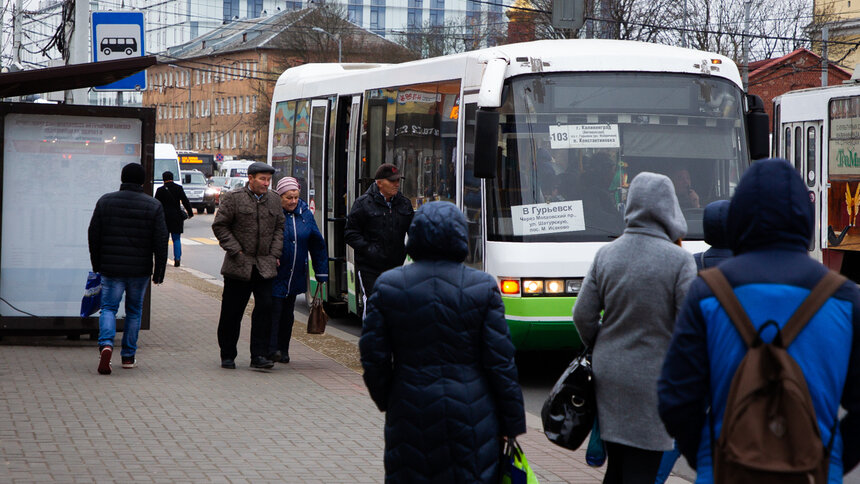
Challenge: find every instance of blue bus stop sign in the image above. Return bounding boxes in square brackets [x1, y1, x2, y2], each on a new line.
[92, 11, 146, 91]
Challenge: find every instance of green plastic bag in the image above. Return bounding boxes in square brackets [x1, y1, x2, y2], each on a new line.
[500, 437, 540, 484]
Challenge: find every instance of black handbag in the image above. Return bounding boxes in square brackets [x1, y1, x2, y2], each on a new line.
[541, 347, 596, 450]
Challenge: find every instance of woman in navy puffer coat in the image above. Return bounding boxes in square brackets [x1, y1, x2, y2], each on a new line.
[359, 201, 526, 484]
[270, 177, 328, 363]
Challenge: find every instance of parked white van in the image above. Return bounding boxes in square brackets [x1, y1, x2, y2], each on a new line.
[154, 143, 182, 195]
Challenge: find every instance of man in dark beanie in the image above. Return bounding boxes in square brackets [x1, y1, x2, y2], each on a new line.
[154, 170, 193, 267]
[88, 162, 168, 375]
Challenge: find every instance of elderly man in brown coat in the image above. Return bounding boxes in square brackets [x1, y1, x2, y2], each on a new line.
[213, 162, 285, 370]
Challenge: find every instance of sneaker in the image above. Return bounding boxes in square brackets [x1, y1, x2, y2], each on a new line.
[122, 356, 136, 369]
[250, 356, 274, 369]
[221, 359, 236, 369]
[97, 346, 112, 375]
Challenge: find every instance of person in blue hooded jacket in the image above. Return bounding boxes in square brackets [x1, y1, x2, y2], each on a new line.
[658, 159, 860, 482]
[359, 201, 526, 483]
[692, 200, 733, 271]
[269, 177, 328, 364]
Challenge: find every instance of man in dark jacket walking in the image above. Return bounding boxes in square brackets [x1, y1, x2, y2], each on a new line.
[88, 162, 168, 375]
[658, 159, 860, 481]
[344, 163, 414, 315]
[154, 171, 193, 267]
[693, 199, 732, 271]
[212, 162, 285, 370]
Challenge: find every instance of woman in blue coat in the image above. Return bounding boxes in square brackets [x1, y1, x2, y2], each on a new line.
[359, 201, 526, 483]
[270, 177, 328, 363]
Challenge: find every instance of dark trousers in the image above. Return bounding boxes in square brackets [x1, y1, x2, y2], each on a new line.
[602, 441, 664, 484]
[270, 294, 297, 356]
[217, 267, 274, 360]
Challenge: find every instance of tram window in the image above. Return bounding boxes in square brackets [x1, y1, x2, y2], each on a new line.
[806, 126, 816, 187]
[784, 127, 791, 159]
[463, 103, 483, 269]
[773, 104, 780, 156]
[794, 126, 802, 173]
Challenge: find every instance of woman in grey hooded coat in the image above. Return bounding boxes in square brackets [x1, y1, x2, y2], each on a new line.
[573, 172, 696, 484]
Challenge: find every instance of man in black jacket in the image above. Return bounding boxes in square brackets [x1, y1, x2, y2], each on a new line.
[345, 163, 414, 316]
[88, 163, 168, 375]
[154, 171, 193, 267]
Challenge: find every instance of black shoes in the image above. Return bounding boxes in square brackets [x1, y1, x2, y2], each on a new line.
[121, 356, 136, 369]
[221, 359, 236, 369]
[250, 356, 274, 369]
[269, 351, 290, 364]
[174, 259, 180, 267]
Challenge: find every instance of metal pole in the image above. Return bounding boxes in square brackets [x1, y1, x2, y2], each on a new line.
[822, 26, 829, 87]
[742, 0, 750, 90]
[338, 37, 342, 63]
[187, 68, 192, 149]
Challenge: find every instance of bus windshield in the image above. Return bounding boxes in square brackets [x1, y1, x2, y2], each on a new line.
[485, 72, 748, 242]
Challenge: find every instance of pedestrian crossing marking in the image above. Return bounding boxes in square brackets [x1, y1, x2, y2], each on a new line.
[168, 237, 218, 246]
[190, 237, 220, 245]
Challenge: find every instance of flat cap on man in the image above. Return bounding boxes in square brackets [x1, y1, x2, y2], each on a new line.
[247, 162, 275, 175]
[374, 163, 403, 181]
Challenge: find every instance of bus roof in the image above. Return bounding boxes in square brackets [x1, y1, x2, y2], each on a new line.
[154, 143, 178, 159]
[273, 39, 742, 101]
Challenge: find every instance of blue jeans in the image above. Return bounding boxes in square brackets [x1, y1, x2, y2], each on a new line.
[171, 233, 181, 261]
[98, 275, 149, 357]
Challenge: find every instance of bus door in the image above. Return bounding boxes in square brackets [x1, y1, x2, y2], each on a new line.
[326, 95, 355, 309]
[782, 121, 823, 256]
[345, 95, 363, 315]
[308, 99, 329, 293]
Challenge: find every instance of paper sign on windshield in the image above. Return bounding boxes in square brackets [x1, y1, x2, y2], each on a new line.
[511, 201, 586, 235]
[549, 124, 620, 149]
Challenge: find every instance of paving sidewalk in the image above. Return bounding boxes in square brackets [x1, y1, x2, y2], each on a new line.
[0, 267, 687, 483]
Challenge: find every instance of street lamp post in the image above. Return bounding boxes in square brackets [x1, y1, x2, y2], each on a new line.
[312, 27, 342, 63]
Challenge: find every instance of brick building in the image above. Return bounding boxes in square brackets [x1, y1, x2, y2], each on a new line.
[747, 48, 851, 132]
[144, 7, 415, 161]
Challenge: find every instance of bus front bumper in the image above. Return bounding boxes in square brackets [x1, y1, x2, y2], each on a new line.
[502, 296, 582, 351]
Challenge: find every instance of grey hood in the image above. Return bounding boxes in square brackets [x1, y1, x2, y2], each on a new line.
[623, 172, 687, 242]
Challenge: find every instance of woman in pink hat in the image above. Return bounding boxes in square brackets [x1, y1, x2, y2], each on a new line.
[269, 177, 328, 363]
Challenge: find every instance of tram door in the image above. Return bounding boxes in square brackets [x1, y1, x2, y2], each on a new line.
[308, 99, 330, 300]
[782, 121, 822, 256]
[325, 95, 356, 310]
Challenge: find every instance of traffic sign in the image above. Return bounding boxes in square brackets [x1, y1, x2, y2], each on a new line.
[92, 11, 146, 91]
[215, 153, 224, 162]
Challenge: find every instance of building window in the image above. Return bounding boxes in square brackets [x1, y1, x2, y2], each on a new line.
[223, 0, 239, 23]
[253, 95, 257, 112]
[348, 0, 363, 25]
[408, 0, 422, 30]
[430, 0, 444, 26]
[370, 0, 385, 35]
[248, 0, 264, 17]
[286, 0, 302, 10]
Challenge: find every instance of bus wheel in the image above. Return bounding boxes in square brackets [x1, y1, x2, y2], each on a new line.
[102, 48, 111, 56]
[125, 48, 133, 55]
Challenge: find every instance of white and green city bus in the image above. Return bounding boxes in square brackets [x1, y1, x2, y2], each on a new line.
[266, 39, 768, 351]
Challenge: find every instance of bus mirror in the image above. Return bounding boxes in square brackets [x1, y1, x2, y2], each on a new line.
[474, 109, 499, 178]
[746, 94, 770, 160]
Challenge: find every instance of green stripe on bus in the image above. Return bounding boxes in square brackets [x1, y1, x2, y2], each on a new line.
[501, 296, 577, 318]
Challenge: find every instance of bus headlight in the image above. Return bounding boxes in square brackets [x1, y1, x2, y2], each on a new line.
[545, 279, 565, 294]
[522, 279, 544, 295]
[500, 279, 520, 295]
[565, 278, 583, 295]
